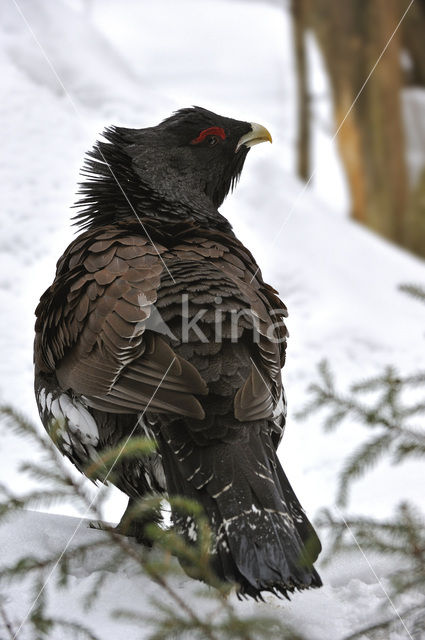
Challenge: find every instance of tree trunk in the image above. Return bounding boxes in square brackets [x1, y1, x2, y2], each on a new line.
[307, 0, 408, 244]
[292, 0, 310, 181]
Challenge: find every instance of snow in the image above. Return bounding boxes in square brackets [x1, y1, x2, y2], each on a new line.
[0, 0, 424, 637]
[0, 510, 416, 640]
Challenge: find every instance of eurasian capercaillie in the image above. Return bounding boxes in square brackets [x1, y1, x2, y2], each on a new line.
[34, 106, 322, 598]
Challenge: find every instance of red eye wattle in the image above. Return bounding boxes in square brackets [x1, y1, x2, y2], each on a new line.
[190, 126, 226, 145]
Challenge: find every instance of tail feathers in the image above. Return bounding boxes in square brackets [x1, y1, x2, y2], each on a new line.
[274, 463, 322, 563]
[209, 429, 322, 597]
[159, 422, 322, 598]
[213, 508, 322, 597]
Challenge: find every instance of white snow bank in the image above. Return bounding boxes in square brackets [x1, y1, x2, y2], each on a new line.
[0, 510, 415, 640]
[0, 0, 171, 120]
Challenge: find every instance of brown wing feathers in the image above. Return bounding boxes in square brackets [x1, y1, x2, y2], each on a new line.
[35, 224, 285, 424]
[35, 226, 209, 419]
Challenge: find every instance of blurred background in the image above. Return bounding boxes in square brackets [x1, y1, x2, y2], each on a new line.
[0, 0, 424, 524]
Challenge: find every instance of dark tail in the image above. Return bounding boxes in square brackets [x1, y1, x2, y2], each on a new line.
[159, 419, 322, 599]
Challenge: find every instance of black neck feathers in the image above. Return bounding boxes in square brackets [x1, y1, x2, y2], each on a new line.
[72, 127, 232, 234]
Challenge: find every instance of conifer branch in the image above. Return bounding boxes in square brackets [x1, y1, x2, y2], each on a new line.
[299, 283, 425, 639]
[0, 405, 296, 640]
[296, 359, 425, 503]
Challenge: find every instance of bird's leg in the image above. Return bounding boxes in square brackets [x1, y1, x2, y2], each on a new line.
[115, 497, 163, 547]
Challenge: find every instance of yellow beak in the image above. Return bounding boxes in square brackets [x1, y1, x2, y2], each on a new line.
[235, 122, 272, 153]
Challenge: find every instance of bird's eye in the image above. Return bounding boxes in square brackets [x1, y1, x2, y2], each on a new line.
[190, 126, 226, 146]
[207, 135, 219, 147]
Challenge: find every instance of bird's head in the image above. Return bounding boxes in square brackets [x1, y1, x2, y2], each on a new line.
[75, 106, 272, 229]
[137, 106, 272, 209]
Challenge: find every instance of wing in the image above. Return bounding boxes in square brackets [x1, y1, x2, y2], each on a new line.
[215, 234, 288, 440]
[34, 227, 207, 419]
[152, 229, 288, 440]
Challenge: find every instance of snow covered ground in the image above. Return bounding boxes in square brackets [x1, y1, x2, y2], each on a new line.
[0, 0, 424, 637]
[0, 509, 416, 640]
